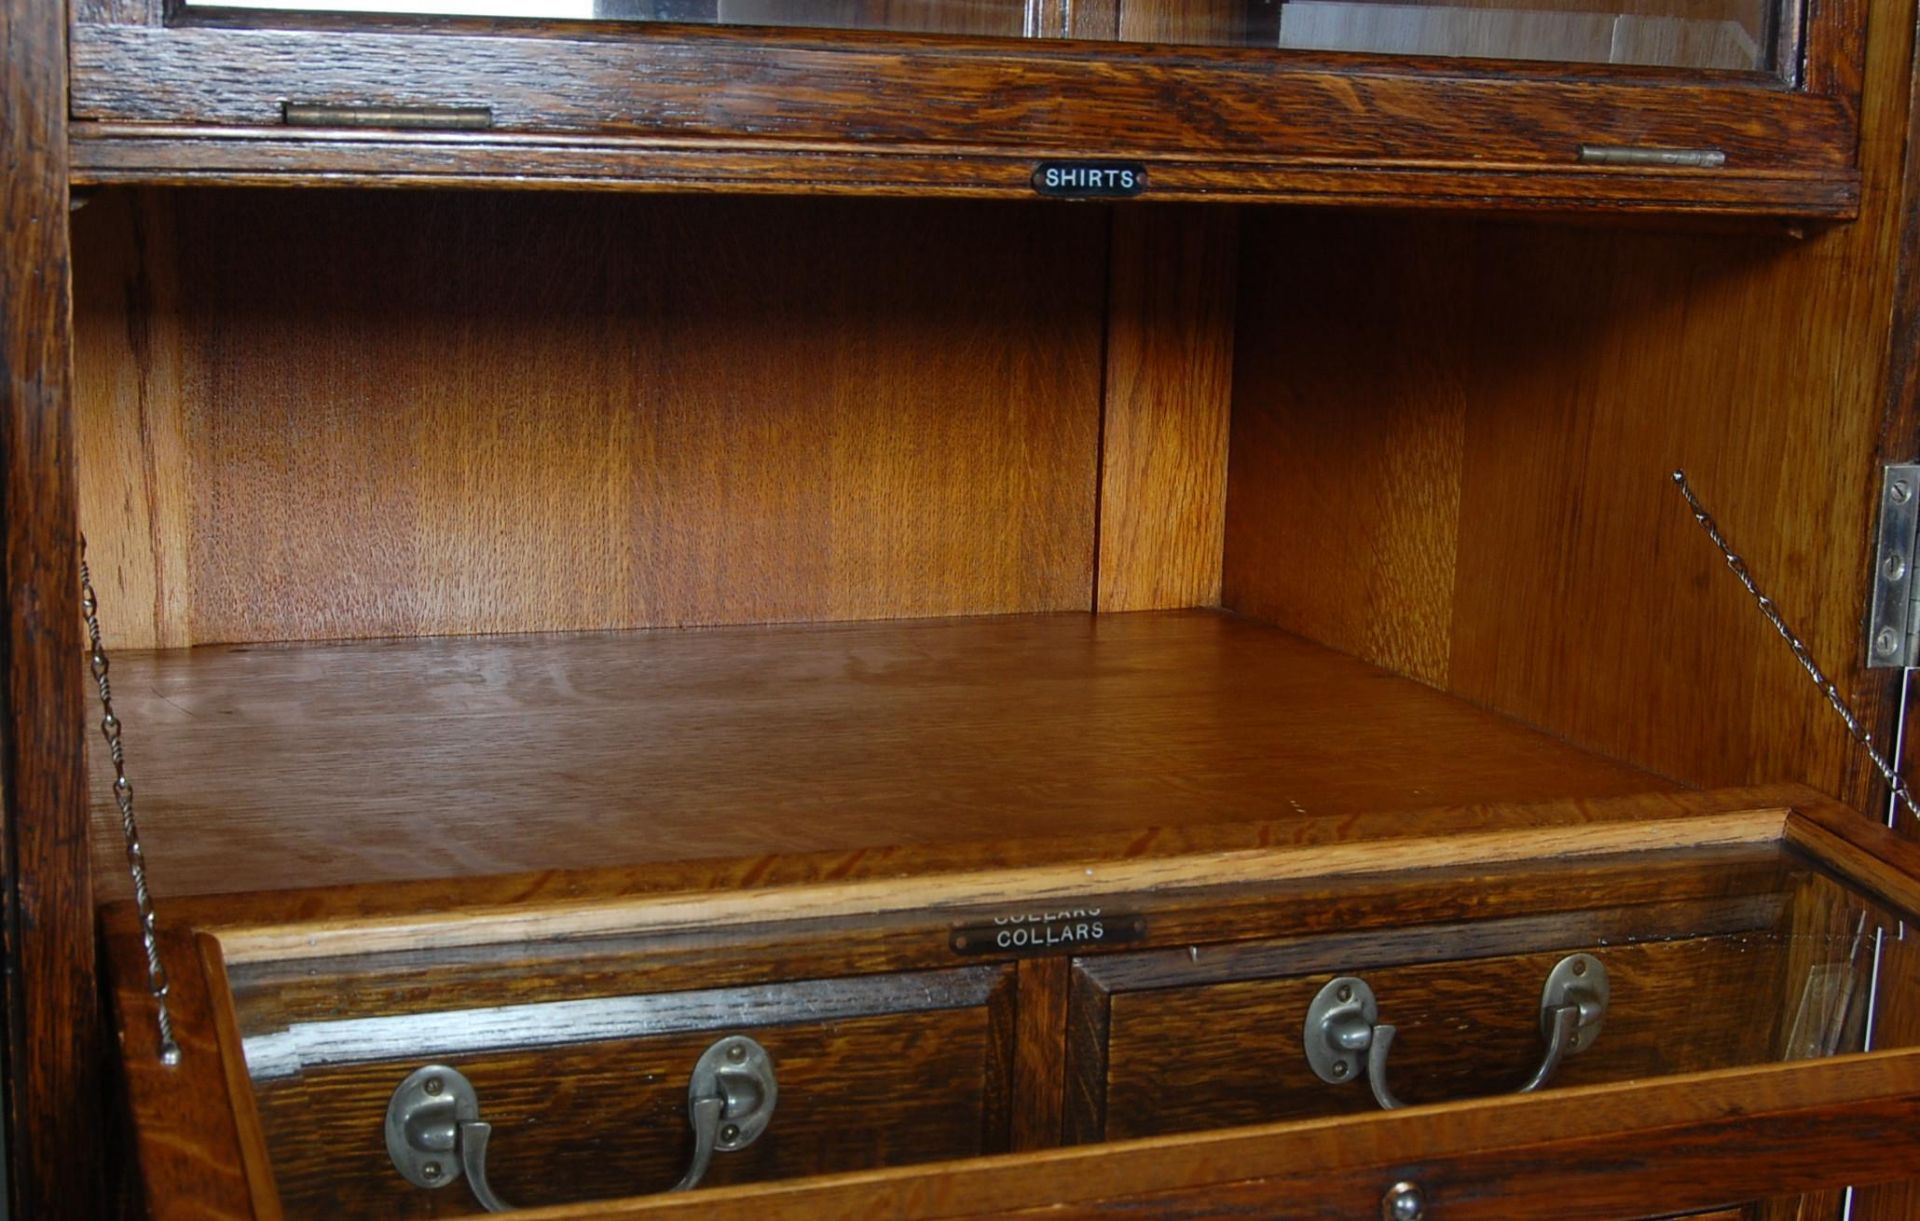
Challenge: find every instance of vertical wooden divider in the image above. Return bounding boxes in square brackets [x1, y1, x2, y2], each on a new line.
[1096, 206, 1238, 613]
[1011, 957, 1072, 1150]
[1, 0, 101, 1214]
[73, 190, 194, 649]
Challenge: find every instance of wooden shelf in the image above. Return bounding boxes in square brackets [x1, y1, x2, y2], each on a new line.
[88, 610, 1674, 902]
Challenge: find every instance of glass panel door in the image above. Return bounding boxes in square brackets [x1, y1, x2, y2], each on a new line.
[183, 0, 1788, 72]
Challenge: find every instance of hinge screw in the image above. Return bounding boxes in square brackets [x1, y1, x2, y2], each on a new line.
[1877, 627, 1903, 657]
[1893, 480, 1912, 504]
[1887, 553, 1910, 582]
[1384, 1181, 1427, 1221]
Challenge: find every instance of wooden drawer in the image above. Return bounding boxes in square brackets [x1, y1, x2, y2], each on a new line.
[245, 968, 1014, 1215]
[107, 789, 1920, 1218]
[1078, 936, 1779, 1141]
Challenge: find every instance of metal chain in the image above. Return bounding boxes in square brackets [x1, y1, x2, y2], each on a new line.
[1673, 470, 1920, 826]
[79, 538, 180, 1066]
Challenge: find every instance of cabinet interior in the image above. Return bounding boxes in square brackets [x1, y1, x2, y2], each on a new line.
[69, 187, 1894, 902]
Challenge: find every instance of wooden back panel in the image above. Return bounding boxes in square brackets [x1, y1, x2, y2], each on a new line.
[1223, 209, 1900, 800]
[73, 189, 1108, 647]
[1221, 0, 1919, 815]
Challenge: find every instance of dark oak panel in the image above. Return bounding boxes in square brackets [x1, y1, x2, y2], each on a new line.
[0, 0, 101, 1215]
[396, 1053, 1920, 1217]
[254, 979, 1014, 1217]
[98, 789, 1918, 1218]
[62, 7, 1864, 215]
[1099, 936, 1784, 1139]
[66, 128, 1861, 217]
[67, 24, 1847, 166]
[212, 844, 1800, 1042]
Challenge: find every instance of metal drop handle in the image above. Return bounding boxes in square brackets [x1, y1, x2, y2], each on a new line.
[1305, 954, 1609, 1111]
[387, 1036, 776, 1211]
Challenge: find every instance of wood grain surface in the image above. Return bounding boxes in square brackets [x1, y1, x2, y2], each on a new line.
[72, 189, 1104, 647]
[198, 935, 287, 1221]
[256, 988, 1013, 1217]
[99, 797, 1900, 1220]
[1010, 957, 1069, 1150]
[0, 0, 103, 1215]
[211, 841, 1798, 1042]
[1220, 0, 1914, 816]
[1095, 207, 1235, 613]
[105, 918, 261, 1221]
[440, 1051, 1920, 1217]
[1099, 936, 1783, 1138]
[115, 785, 1794, 939]
[1785, 795, 1920, 918]
[83, 611, 1676, 899]
[64, 128, 1862, 217]
[1063, 892, 1793, 1141]
[67, 18, 1851, 162]
[60, 15, 1865, 217]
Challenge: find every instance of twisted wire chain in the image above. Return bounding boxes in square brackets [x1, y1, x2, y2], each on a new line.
[1673, 470, 1919, 826]
[79, 538, 180, 1066]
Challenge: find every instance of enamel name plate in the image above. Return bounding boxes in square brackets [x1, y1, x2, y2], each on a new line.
[1031, 161, 1150, 199]
[949, 907, 1148, 956]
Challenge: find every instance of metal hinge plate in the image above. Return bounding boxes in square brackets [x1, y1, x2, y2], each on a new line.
[1868, 463, 1920, 667]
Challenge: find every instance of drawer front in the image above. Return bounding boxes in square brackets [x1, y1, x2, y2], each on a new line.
[250, 966, 1014, 1216]
[1074, 934, 1780, 1142]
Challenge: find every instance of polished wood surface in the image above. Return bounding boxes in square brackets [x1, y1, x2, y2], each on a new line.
[1784, 795, 1920, 918]
[1010, 958, 1070, 1150]
[210, 833, 1797, 1067]
[83, 611, 1674, 899]
[62, 13, 1862, 216]
[462, 1052, 1920, 1217]
[1095, 208, 1235, 613]
[64, 130, 1863, 217]
[208, 829, 1800, 1045]
[1067, 893, 1788, 1140]
[1222, 0, 1916, 814]
[126, 785, 1792, 938]
[72, 190, 1104, 648]
[0, 0, 102, 1214]
[98, 784, 1908, 1218]
[1100, 935, 1778, 1137]
[199, 935, 286, 1221]
[105, 918, 260, 1221]
[209, 810, 1784, 967]
[257, 976, 1016, 1216]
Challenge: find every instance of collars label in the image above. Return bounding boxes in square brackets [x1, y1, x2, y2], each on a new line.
[950, 907, 1147, 955]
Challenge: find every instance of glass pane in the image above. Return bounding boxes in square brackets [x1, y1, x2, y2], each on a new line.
[184, 0, 1782, 72]
[1269, 0, 1773, 72]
